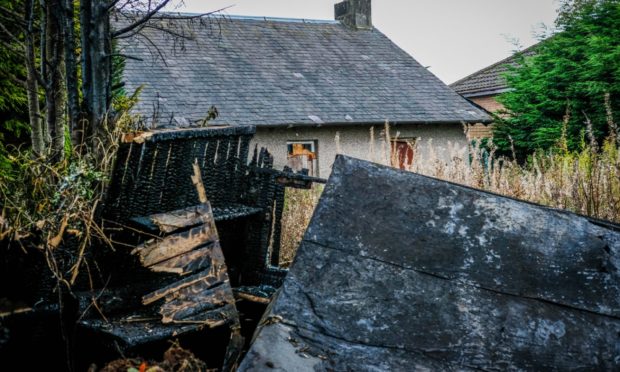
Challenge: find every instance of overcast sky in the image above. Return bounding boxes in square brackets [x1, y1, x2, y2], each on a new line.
[165, 0, 560, 84]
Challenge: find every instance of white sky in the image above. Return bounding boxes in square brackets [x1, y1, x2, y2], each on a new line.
[165, 0, 560, 84]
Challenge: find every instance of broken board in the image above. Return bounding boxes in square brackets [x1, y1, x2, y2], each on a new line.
[239, 155, 620, 371]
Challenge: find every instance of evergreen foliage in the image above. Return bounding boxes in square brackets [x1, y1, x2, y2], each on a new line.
[494, 0, 620, 157]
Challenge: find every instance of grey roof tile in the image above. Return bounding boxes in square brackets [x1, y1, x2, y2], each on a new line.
[117, 15, 490, 127]
[450, 43, 540, 98]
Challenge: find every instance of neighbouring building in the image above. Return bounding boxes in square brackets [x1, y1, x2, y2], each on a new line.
[450, 43, 539, 139]
[117, 0, 490, 177]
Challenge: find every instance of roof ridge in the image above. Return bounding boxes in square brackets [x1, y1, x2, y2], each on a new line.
[157, 11, 340, 24]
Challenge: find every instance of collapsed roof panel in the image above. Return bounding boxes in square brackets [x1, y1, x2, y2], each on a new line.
[239, 156, 620, 371]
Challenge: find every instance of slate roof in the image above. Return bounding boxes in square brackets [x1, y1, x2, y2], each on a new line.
[117, 14, 490, 127]
[450, 43, 539, 98]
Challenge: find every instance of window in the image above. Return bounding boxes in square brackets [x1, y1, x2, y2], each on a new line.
[391, 139, 416, 170]
[287, 141, 318, 176]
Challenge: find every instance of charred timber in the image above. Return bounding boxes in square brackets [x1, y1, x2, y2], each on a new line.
[240, 156, 620, 371]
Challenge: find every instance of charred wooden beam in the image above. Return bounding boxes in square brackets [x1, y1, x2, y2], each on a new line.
[147, 244, 219, 276]
[122, 126, 255, 144]
[131, 223, 218, 268]
[142, 267, 229, 306]
[251, 166, 327, 189]
[130, 204, 214, 234]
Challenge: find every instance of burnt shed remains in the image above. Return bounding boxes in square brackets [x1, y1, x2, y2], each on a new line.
[76, 126, 324, 368]
[240, 156, 620, 371]
[103, 126, 322, 286]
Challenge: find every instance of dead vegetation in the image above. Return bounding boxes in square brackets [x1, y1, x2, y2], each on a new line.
[0, 145, 114, 285]
[0, 90, 148, 289]
[408, 129, 620, 223]
[279, 186, 323, 267]
[280, 113, 620, 260]
[385, 114, 620, 224]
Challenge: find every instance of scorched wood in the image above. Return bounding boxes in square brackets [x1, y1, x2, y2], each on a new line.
[239, 156, 620, 371]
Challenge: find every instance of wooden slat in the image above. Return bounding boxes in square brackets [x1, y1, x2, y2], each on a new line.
[172, 303, 239, 327]
[131, 223, 218, 267]
[142, 264, 228, 305]
[160, 285, 235, 323]
[132, 204, 214, 234]
[233, 291, 272, 304]
[147, 243, 223, 275]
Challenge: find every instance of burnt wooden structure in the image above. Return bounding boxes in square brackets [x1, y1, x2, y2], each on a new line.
[240, 156, 620, 371]
[74, 126, 324, 368]
[103, 126, 323, 287]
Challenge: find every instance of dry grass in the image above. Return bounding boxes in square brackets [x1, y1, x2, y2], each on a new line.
[407, 133, 620, 224]
[280, 119, 620, 263]
[356, 120, 620, 223]
[279, 185, 323, 267]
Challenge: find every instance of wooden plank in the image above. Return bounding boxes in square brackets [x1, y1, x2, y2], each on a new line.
[160, 285, 235, 323]
[173, 303, 239, 327]
[131, 204, 213, 234]
[192, 161, 208, 204]
[131, 223, 218, 267]
[233, 291, 271, 305]
[162, 274, 228, 303]
[147, 243, 223, 275]
[142, 265, 228, 305]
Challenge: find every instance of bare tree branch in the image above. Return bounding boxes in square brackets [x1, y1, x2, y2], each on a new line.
[106, 0, 126, 12]
[106, 52, 143, 61]
[135, 31, 168, 66]
[113, 0, 135, 13]
[111, 0, 172, 38]
[142, 23, 194, 40]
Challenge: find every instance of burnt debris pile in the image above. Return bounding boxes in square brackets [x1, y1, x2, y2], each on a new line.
[0, 126, 325, 371]
[2, 130, 619, 370]
[82, 126, 325, 369]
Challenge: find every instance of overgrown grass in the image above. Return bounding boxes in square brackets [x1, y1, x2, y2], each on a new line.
[409, 131, 620, 223]
[279, 185, 323, 267]
[280, 120, 620, 263]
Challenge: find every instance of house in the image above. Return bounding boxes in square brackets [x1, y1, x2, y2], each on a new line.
[117, 0, 490, 177]
[450, 43, 539, 138]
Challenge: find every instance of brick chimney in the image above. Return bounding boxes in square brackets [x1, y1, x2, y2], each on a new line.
[335, 0, 372, 30]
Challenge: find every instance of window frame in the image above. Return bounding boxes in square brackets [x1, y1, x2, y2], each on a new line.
[286, 140, 319, 177]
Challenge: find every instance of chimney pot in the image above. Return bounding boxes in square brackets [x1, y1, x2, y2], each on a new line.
[335, 0, 372, 30]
